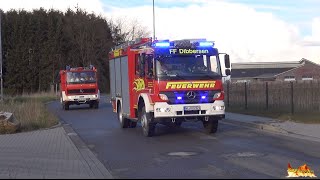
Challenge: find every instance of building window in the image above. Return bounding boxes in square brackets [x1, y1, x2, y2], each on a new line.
[284, 76, 296, 81]
[302, 75, 313, 81]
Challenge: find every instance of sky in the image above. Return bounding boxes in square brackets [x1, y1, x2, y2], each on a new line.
[0, 0, 319, 63]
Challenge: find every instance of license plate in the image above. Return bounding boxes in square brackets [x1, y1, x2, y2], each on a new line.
[184, 106, 201, 111]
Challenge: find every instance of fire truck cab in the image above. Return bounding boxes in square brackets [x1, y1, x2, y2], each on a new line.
[59, 65, 100, 110]
[108, 38, 231, 137]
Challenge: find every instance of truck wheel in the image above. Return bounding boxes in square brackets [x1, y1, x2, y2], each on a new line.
[117, 104, 129, 128]
[93, 101, 99, 109]
[140, 106, 155, 137]
[63, 102, 69, 110]
[89, 103, 94, 108]
[203, 117, 218, 134]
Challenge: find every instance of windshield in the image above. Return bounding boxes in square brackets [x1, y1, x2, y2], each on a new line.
[67, 71, 97, 84]
[156, 55, 221, 80]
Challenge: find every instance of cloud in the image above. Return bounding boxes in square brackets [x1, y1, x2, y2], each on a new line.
[105, 1, 319, 63]
[303, 17, 320, 46]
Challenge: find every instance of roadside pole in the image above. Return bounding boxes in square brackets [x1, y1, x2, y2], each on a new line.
[0, 11, 3, 103]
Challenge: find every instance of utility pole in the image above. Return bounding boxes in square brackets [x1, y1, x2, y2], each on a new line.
[153, 0, 156, 41]
[0, 11, 3, 102]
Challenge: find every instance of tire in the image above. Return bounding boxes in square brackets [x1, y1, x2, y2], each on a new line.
[139, 106, 155, 137]
[118, 103, 129, 128]
[203, 117, 218, 134]
[63, 102, 69, 110]
[94, 101, 99, 109]
[61, 96, 65, 110]
[89, 103, 94, 108]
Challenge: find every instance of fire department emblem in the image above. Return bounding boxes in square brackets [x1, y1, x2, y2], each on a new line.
[133, 78, 145, 92]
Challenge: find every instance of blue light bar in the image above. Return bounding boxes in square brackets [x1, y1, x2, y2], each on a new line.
[177, 96, 182, 100]
[155, 42, 170, 47]
[201, 96, 206, 99]
[199, 42, 214, 47]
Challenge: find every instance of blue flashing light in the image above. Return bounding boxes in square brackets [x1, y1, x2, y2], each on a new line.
[177, 96, 182, 100]
[155, 42, 170, 47]
[199, 42, 214, 47]
[201, 96, 206, 100]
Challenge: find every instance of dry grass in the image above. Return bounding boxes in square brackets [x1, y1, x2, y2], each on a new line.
[226, 107, 320, 124]
[0, 92, 59, 132]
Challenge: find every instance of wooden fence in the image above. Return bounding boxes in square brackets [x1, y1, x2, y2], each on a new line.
[224, 80, 320, 113]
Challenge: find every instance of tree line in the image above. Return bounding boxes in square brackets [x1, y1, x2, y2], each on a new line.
[0, 8, 150, 94]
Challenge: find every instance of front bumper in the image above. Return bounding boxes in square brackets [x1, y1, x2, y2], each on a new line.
[65, 94, 99, 104]
[153, 100, 225, 118]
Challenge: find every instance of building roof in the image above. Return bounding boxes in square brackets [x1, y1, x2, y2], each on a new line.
[232, 60, 303, 69]
[253, 73, 279, 79]
[231, 68, 292, 78]
[231, 59, 318, 79]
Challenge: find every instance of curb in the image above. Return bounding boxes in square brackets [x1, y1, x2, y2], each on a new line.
[61, 123, 113, 179]
[223, 118, 320, 143]
[47, 121, 62, 129]
[222, 118, 289, 134]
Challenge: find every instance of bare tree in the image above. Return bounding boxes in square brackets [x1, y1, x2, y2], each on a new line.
[108, 16, 151, 45]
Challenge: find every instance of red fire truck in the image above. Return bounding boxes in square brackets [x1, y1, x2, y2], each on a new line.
[59, 65, 100, 110]
[108, 38, 231, 137]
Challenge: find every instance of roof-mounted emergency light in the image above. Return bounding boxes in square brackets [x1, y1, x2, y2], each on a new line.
[199, 41, 214, 47]
[155, 42, 171, 47]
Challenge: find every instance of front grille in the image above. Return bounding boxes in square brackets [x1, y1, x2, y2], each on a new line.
[67, 88, 96, 94]
[161, 90, 220, 105]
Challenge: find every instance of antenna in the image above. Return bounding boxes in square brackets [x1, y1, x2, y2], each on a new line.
[153, 0, 156, 41]
[0, 11, 3, 102]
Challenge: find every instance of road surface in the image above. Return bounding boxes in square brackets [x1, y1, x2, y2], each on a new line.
[47, 96, 320, 179]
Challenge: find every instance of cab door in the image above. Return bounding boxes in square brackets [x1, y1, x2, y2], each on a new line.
[144, 54, 154, 94]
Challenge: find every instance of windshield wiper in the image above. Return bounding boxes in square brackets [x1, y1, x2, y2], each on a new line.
[165, 73, 185, 80]
[161, 73, 185, 79]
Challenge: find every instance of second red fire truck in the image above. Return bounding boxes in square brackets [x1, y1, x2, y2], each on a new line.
[109, 38, 231, 137]
[59, 65, 100, 110]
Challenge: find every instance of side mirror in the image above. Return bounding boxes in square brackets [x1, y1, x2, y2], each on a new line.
[225, 69, 231, 76]
[225, 54, 230, 68]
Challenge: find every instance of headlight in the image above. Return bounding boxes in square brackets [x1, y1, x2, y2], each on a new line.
[159, 94, 169, 101]
[156, 108, 171, 112]
[213, 92, 222, 99]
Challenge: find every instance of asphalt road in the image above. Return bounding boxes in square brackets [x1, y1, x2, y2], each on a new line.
[48, 96, 320, 179]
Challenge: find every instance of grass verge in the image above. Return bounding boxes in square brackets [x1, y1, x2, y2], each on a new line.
[226, 107, 320, 124]
[0, 92, 59, 133]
